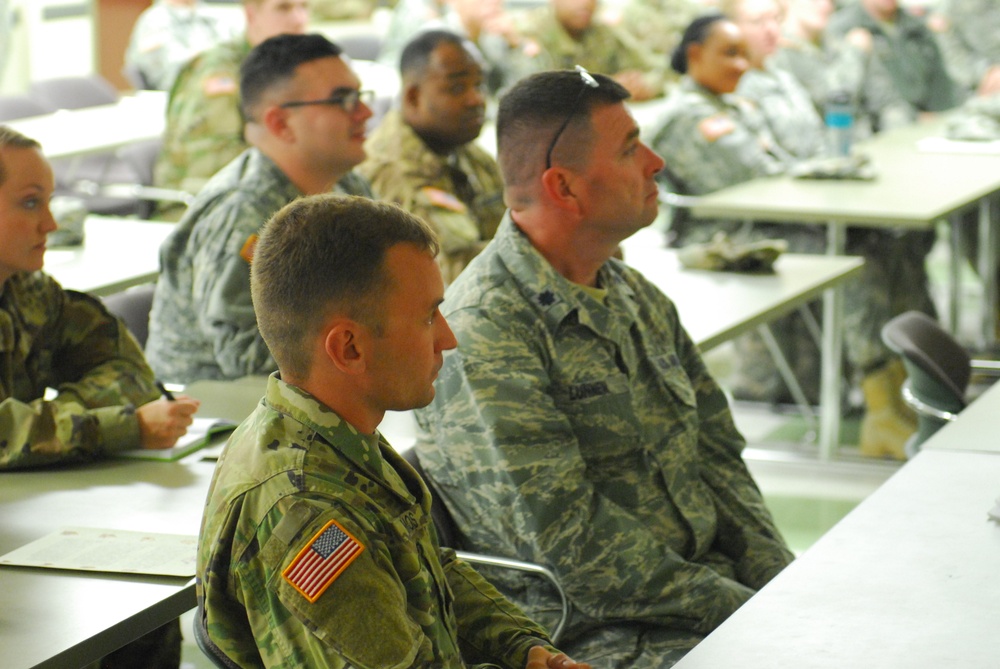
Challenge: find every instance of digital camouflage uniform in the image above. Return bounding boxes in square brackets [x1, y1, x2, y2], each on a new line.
[0, 272, 159, 470]
[124, 0, 236, 91]
[311, 0, 381, 21]
[737, 63, 825, 160]
[145, 148, 372, 384]
[358, 109, 505, 284]
[771, 32, 867, 114]
[616, 0, 704, 61]
[826, 3, 957, 134]
[197, 373, 558, 668]
[414, 215, 794, 668]
[935, 0, 1000, 98]
[153, 37, 250, 218]
[513, 6, 666, 95]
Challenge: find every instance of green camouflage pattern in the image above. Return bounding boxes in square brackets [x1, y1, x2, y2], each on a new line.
[146, 148, 372, 384]
[124, 1, 235, 91]
[826, 4, 957, 133]
[616, 0, 704, 59]
[936, 0, 1000, 97]
[513, 6, 666, 94]
[358, 109, 505, 284]
[414, 215, 794, 667]
[153, 37, 251, 215]
[311, 0, 381, 21]
[197, 373, 556, 668]
[0, 272, 158, 469]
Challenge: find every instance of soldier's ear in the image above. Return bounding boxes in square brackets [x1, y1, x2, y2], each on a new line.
[261, 104, 294, 142]
[324, 318, 369, 375]
[402, 82, 421, 112]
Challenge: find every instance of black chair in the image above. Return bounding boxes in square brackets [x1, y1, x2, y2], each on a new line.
[401, 448, 569, 643]
[881, 310, 1000, 455]
[102, 283, 156, 349]
[192, 606, 241, 669]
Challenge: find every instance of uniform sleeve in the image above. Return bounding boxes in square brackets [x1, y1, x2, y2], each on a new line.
[0, 284, 158, 469]
[154, 49, 246, 195]
[418, 303, 760, 634]
[190, 203, 275, 379]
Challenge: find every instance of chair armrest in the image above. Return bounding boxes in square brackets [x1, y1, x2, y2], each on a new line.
[455, 550, 570, 644]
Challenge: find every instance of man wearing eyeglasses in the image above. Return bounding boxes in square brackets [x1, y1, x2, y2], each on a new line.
[359, 30, 505, 285]
[414, 70, 794, 667]
[146, 33, 374, 384]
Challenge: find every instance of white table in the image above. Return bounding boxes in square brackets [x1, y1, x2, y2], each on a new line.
[44, 216, 173, 297]
[622, 227, 864, 457]
[923, 379, 1000, 455]
[670, 446, 1000, 669]
[0, 458, 215, 669]
[6, 91, 167, 161]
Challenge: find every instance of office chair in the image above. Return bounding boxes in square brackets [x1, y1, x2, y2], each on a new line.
[192, 607, 241, 669]
[401, 448, 570, 643]
[336, 32, 384, 62]
[28, 74, 119, 110]
[881, 310, 1000, 456]
[102, 283, 156, 350]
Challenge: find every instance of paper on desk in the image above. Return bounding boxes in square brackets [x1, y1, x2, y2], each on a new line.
[917, 136, 1000, 154]
[116, 417, 236, 461]
[0, 527, 197, 577]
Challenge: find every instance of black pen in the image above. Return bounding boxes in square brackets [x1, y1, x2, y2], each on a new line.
[156, 380, 176, 401]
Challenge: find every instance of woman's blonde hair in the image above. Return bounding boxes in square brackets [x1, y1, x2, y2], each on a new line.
[0, 125, 41, 186]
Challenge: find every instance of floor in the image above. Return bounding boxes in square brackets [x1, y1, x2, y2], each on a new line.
[180, 222, 985, 667]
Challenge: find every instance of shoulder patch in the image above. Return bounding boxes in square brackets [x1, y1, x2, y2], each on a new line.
[283, 519, 365, 603]
[240, 234, 258, 264]
[203, 74, 237, 96]
[421, 187, 468, 213]
[698, 114, 736, 143]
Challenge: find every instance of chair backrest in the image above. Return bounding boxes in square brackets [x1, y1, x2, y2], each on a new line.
[29, 75, 119, 110]
[881, 311, 970, 411]
[337, 32, 384, 62]
[401, 448, 460, 548]
[0, 94, 52, 122]
[102, 283, 156, 349]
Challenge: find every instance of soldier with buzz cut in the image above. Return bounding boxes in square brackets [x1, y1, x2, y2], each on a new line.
[414, 69, 794, 669]
[196, 194, 592, 669]
[152, 0, 308, 219]
[358, 30, 504, 285]
[146, 33, 374, 384]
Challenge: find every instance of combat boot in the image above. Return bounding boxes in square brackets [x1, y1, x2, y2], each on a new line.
[859, 361, 914, 460]
[884, 358, 918, 430]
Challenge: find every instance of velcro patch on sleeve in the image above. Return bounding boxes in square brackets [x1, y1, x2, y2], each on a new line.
[421, 187, 468, 213]
[698, 114, 736, 143]
[282, 519, 365, 603]
[240, 234, 258, 264]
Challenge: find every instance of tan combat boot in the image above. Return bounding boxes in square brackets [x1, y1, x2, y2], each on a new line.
[885, 358, 918, 431]
[859, 361, 915, 460]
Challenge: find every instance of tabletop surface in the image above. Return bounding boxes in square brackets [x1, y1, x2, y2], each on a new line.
[922, 378, 1000, 454]
[44, 216, 173, 297]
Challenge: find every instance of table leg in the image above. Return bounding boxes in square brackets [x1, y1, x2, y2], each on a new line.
[820, 222, 847, 460]
[948, 213, 964, 334]
[978, 196, 997, 349]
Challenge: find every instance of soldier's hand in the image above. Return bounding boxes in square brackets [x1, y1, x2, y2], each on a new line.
[137, 396, 200, 449]
[525, 645, 592, 669]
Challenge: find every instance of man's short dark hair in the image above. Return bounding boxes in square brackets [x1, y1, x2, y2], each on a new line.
[399, 29, 467, 79]
[240, 33, 344, 120]
[251, 195, 439, 379]
[496, 70, 629, 190]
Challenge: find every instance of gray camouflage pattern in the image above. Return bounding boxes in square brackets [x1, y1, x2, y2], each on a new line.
[936, 0, 1000, 97]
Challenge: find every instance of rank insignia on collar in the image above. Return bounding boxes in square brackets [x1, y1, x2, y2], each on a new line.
[536, 290, 557, 307]
[283, 519, 364, 603]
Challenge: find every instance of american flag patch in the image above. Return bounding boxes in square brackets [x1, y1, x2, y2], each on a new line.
[282, 520, 364, 602]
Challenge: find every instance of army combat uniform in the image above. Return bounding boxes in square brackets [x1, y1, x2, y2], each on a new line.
[153, 37, 250, 217]
[936, 0, 1000, 99]
[124, 0, 235, 91]
[414, 215, 794, 668]
[145, 148, 372, 384]
[0, 272, 159, 470]
[358, 109, 505, 284]
[197, 373, 558, 668]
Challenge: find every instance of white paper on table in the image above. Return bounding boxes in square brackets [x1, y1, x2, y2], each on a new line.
[917, 136, 1000, 155]
[0, 527, 197, 577]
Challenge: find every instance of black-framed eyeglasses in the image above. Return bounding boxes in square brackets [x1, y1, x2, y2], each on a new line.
[544, 66, 600, 170]
[279, 88, 375, 114]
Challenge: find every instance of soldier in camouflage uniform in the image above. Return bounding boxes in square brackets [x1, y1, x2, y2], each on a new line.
[934, 0, 1000, 99]
[146, 34, 373, 384]
[152, 0, 308, 218]
[414, 70, 794, 668]
[826, 0, 957, 134]
[359, 31, 504, 285]
[513, 0, 667, 101]
[124, 0, 237, 91]
[0, 127, 199, 668]
[616, 0, 704, 63]
[198, 193, 591, 669]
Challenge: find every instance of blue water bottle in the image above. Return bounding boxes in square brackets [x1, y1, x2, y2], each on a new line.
[824, 90, 854, 158]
